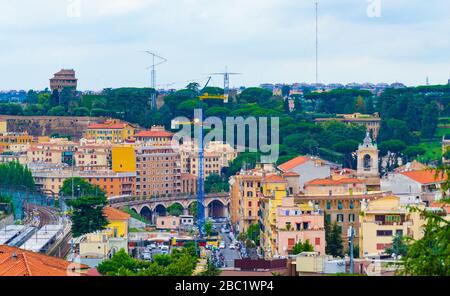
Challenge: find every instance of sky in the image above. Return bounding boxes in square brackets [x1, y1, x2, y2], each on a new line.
[0, 0, 450, 90]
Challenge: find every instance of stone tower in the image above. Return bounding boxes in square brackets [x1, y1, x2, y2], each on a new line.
[357, 132, 379, 179]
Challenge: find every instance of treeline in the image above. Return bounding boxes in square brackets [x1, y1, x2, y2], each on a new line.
[0, 162, 35, 190]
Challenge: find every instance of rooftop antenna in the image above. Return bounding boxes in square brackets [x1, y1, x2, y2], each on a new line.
[315, 1, 319, 84]
[143, 51, 167, 110]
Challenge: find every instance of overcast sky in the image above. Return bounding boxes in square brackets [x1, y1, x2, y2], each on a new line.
[1, 0, 450, 90]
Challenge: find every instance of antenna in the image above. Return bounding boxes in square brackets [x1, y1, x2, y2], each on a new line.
[209, 66, 242, 102]
[143, 51, 167, 110]
[315, 1, 319, 84]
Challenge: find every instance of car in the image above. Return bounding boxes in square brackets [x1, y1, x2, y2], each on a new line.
[142, 252, 152, 260]
[229, 243, 236, 250]
[161, 250, 169, 255]
[161, 245, 169, 251]
[219, 242, 226, 249]
[148, 243, 157, 250]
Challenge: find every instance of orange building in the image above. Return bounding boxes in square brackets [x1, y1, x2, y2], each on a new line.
[85, 172, 136, 198]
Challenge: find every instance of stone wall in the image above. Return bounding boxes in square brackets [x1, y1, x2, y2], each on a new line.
[0, 115, 105, 140]
[0, 214, 14, 229]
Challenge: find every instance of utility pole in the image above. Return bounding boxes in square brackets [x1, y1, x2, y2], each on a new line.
[348, 225, 355, 274]
[315, 1, 319, 85]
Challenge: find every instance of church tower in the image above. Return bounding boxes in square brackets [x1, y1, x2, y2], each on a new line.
[357, 132, 379, 181]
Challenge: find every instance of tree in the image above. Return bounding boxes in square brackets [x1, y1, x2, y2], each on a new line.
[205, 174, 228, 193]
[167, 203, 184, 217]
[293, 96, 302, 113]
[292, 239, 314, 255]
[403, 146, 426, 160]
[325, 222, 344, 257]
[204, 221, 213, 237]
[199, 261, 222, 276]
[50, 89, 60, 106]
[48, 106, 66, 116]
[385, 234, 409, 257]
[66, 194, 109, 238]
[59, 178, 103, 197]
[0, 162, 35, 190]
[421, 103, 439, 138]
[247, 223, 260, 246]
[355, 96, 366, 113]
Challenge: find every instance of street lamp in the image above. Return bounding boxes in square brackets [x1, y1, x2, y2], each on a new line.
[347, 225, 355, 274]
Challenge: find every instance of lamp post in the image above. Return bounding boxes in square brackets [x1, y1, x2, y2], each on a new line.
[347, 225, 355, 274]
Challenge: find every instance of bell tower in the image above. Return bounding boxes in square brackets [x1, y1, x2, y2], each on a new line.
[357, 132, 379, 179]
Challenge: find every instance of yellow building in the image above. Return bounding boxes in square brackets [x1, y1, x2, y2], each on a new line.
[103, 207, 130, 238]
[0, 120, 7, 134]
[359, 195, 425, 258]
[85, 119, 135, 144]
[112, 145, 136, 173]
[259, 175, 288, 256]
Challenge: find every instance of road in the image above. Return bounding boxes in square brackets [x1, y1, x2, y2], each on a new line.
[214, 221, 241, 268]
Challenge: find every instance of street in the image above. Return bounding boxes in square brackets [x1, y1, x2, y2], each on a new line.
[213, 221, 241, 268]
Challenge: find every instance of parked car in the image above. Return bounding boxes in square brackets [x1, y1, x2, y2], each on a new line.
[148, 243, 157, 250]
[229, 243, 236, 250]
[219, 241, 226, 249]
[142, 252, 152, 260]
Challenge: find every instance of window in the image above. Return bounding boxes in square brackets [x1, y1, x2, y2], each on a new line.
[326, 201, 331, 210]
[349, 201, 354, 209]
[349, 214, 355, 222]
[376, 230, 393, 237]
[315, 237, 321, 246]
[325, 214, 331, 223]
[337, 214, 344, 222]
[338, 201, 343, 210]
[396, 230, 403, 236]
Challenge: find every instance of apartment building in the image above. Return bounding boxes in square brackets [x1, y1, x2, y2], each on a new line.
[260, 196, 325, 258]
[134, 126, 173, 146]
[178, 141, 237, 177]
[84, 119, 135, 144]
[50, 69, 78, 92]
[359, 195, 425, 258]
[135, 146, 182, 197]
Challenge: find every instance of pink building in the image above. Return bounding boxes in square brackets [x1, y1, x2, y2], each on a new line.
[275, 198, 325, 256]
[156, 216, 180, 230]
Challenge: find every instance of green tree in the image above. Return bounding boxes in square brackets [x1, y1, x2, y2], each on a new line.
[0, 162, 35, 190]
[66, 194, 109, 238]
[205, 174, 228, 193]
[247, 223, 260, 246]
[204, 221, 213, 237]
[167, 203, 184, 217]
[355, 96, 366, 113]
[199, 261, 222, 276]
[325, 222, 344, 257]
[59, 178, 103, 197]
[292, 239, 314, 255]
[421, 103, 439, 138]
[385, 234, 409, 257]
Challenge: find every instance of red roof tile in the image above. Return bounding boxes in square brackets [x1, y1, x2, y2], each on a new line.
[104, 207, 131, 221]
[135, 130, 173, 138]
[0, 245, 88, 276]
[400, 170, 447, 184]
[262, 175, 286, 183]
[306, 178, 363, 186]
[278, 156, 310, 171]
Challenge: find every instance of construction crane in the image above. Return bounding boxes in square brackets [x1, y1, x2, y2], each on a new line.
[209, 66, 241, 103]
[143, 51, 167, 110]
[171, 77, 227, 237]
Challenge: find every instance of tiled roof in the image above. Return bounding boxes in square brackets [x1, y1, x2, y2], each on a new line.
[0, 245, 88, 276]
[135, 130, 173, 138]
[103, 207, 131, 221]
[278, 156, 310, 171]
[306, 178, 363, 186]
[87, 123, 128, 130]
[282, 172, 300, 177]
[262, 175, 286, 183]
[400, 170, 447, 185]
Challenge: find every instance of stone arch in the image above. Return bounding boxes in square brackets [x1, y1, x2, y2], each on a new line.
[139, 206, 153, 222]
[363, 154, 372, 171]
[207, 199, 227, 218]
[154, 204, 167, 217]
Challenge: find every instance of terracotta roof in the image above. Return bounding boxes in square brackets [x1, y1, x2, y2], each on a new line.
[395, 161, 427, 173]
[282, 172, 300, 177]
[400, 170, 447, 185]
[87, 123, 128, 130]
[278, 156, 310, 171]
[0, 245, 88, 276]
[306, 178, 363, 186]
[262, 175, 286, 183]
[135, 130, 173, 138]
[103, 207, 131, 221]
